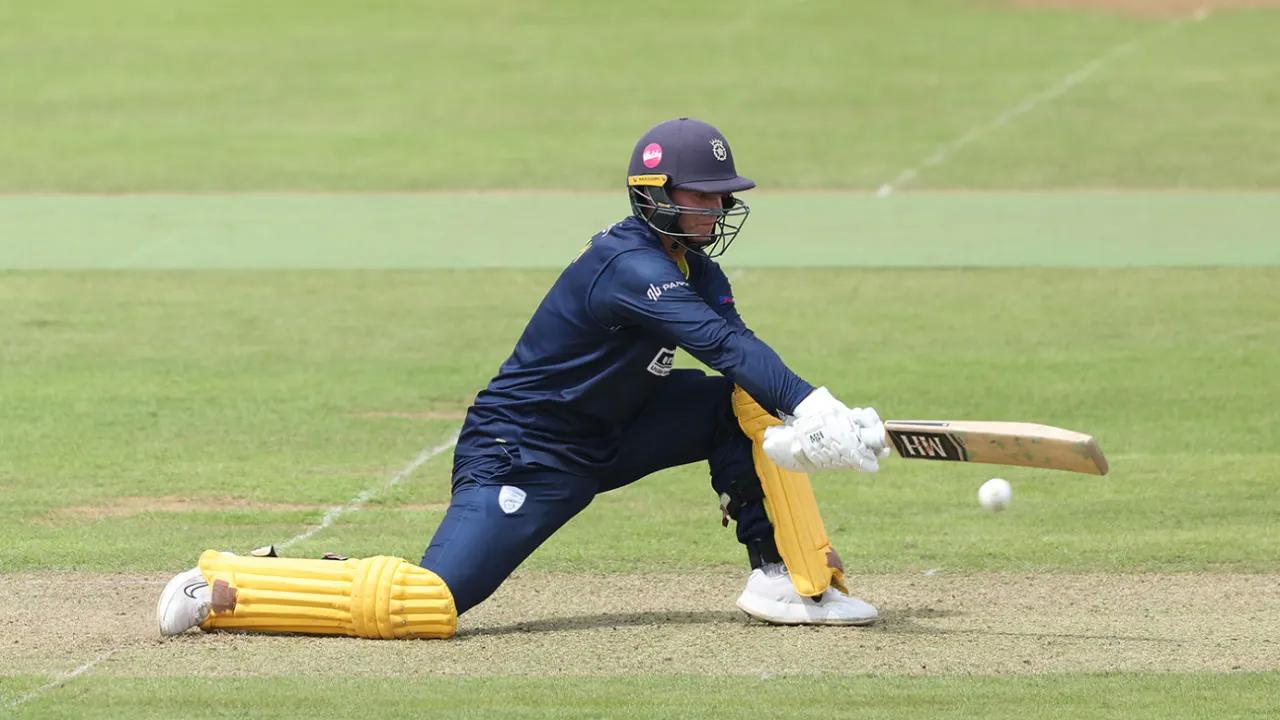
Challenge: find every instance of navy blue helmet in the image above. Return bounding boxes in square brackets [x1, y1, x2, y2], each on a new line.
[627, 118, 754, 258]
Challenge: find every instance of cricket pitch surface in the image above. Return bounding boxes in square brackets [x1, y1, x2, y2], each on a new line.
[4, 571, 1277, 678]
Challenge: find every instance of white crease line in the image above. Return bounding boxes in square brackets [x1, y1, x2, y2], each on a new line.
[279, 432, 460, 549]
[4, 650, 116, 711]
[4, 432, 458, 710]
[876, 7, 1212, 198]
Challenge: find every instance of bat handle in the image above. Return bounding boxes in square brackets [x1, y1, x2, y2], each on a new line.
[858, 424, 887, 452]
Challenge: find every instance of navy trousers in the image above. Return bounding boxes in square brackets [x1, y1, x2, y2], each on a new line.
[420, 370, 775, 614]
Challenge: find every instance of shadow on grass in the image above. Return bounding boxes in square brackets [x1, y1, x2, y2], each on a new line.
[465, 606, 979, 638]
[462, 610, 745, 637]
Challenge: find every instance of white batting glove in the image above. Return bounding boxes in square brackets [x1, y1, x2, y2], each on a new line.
[849, 406, 891, 460]
[762, 387, 889, 473]
[764, 414, 876, 473]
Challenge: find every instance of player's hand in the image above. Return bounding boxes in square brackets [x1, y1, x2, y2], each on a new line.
[762, 387, 889, 473]
[848, 406, 890, 458]
[793, 389, 888, 457]
[764, 413, 881, 473]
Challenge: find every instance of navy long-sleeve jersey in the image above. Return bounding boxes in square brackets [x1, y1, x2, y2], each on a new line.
[454, 216, 814, 479]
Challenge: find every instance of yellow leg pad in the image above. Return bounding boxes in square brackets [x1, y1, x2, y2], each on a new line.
[197, 550, 457, 639]
[732, 387, 847, 598]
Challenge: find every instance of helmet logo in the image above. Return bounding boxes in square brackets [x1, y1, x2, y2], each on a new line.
[642, 143, 663, 168]
[710, 138, 727, 162]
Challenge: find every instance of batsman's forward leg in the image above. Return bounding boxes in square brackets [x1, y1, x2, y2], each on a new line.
[420, 468, 596, 614]
[157, 465, 595, 638]
[157, 551, 457, 639]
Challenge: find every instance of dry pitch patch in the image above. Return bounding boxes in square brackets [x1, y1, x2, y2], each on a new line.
[1013, 0, 1280, 15]
[34, 496, 451, 524]
[2, 571, 1277, 681]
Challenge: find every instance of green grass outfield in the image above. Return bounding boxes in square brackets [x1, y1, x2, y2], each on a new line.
[4, 265, 1279, 573]
[2, 1, 1278, 191]
[4, 192, 1280, 268]
[3, 674, 1277, 720]
[4, 257, 1279, 718]
[3, 0, 1280, 717]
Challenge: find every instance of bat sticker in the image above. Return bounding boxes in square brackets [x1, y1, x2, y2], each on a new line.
[889, 430, 968, 462]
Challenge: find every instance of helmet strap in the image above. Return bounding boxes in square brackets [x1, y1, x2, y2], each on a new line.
[636, 185, 681, 236]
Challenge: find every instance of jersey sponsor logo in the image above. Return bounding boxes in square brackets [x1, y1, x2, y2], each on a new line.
[642, 143, 663, 168]
[646, 347, 676, 377]
[498, 485, 527, 514]
[645, 280, 689, 301]
[710, 138, 728, 161]
[718, 294, 734, 305]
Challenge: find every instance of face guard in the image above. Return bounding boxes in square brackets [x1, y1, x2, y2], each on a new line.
[628, 174, 751, 258]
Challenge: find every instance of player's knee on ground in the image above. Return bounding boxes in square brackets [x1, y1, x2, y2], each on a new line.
[198, 550, 457, 639]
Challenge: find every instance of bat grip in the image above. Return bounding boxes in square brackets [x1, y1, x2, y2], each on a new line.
[858, 424, 887, 452]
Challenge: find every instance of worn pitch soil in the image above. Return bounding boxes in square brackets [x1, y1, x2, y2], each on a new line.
[1013, 0, 1280, 16]
[2, 571, 1277, 679]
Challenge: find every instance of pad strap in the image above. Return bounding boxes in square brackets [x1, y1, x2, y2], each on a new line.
[732, 387, 847, 597]
[198, 550, 457, 639]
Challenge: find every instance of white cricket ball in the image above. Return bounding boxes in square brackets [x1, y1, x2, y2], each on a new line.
[978, 478, 1012, 512]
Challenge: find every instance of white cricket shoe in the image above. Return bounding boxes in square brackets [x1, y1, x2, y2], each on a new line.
[736, 563, 878, 626]
[156, 566, 211, 636]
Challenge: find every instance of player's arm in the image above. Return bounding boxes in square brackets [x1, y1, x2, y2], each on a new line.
[698, 261, 752, 335]
[589, 251, 809, 416]
[590, 252, 888, 473]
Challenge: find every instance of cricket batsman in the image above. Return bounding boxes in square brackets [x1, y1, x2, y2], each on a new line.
[157, 117, 890, 639]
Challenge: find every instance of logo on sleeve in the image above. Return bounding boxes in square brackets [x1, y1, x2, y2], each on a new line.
[498, 485, 527, 515]
[646, 347, 676, 377]
[645, 280, 689, 301]
[718, 295, 734, 305]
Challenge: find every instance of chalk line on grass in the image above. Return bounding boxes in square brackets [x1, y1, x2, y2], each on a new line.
[279, 432, 459, 549]
[4, 432, 458, 711]
[875, 8, 1212, 197]
[4, 651, 115, 711]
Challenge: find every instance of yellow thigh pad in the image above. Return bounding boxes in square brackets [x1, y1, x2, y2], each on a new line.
[732, 387, 846, 597]
[198, 550, 456, 639]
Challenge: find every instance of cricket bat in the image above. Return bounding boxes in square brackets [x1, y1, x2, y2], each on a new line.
[876, 420, 1109, 475]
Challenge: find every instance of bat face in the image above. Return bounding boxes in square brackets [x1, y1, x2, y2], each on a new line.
[885, 421, 1109, 475]
[887, 424, 968, 461]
